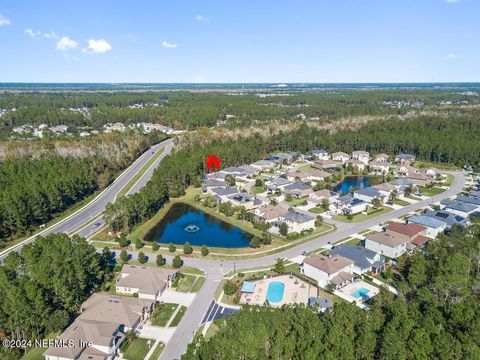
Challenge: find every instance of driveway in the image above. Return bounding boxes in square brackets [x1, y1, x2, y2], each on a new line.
[160, 290, 196, 307]
[138, 325, 176, 342]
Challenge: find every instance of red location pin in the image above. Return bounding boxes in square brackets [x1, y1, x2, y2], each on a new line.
[206, 154, 222, 172]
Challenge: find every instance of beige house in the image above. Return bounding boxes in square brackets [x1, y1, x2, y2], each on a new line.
[308, 189, 339, 205]
[302, 254, 354, 289]
[332, 152, 350, 163]
[375, 153, 390, 162]
[352, 150, 370, 164]
[116, 265, 177, 301]
[369, 160, 390, 175]
[312, 159, 338, 170]
[364, 232, 408, 258]
[346, 159, 366, 171]
[253, 204, 288, 223]
[44, 294, 155, 360]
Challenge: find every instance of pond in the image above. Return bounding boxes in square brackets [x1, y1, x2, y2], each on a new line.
[144, 203, 253, 248]
[334, 176, 383, 194]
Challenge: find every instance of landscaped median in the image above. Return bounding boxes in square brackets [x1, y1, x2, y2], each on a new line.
[332, 206, 393, 223]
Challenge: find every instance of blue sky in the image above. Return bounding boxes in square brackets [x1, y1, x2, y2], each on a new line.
[0, 0, 478, 82]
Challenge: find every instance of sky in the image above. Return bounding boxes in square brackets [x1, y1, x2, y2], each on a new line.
[0, 0, 479, 83]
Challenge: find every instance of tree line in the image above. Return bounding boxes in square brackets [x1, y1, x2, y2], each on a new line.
[181, 224, 480, 359]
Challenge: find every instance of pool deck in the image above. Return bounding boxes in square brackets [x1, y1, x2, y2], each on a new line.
[335, 280, 379, 304]
[239, 274, 315, 307]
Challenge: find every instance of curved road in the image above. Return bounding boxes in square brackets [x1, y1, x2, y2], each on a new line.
[158, 171, 466, 360]
[0, 138, 174, 262]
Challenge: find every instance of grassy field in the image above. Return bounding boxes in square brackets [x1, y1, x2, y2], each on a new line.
[191, 277, 206, 292]
[333, 206, 392, 223]
[176, 274, 197, 292]
[308, 207, 326, 214]
[122, 338, 151, 360]
[152, 303, 179, 326]
[170, 306, 187, 327]
[419, 187, 446, 197]
[393, 199, 410, 206]
[415, 160, 459, 170]
[148, 342, 164, 360]
[284, 197, 309, 207]
[444, 174, 454, 186]
[252, 185, 267, 194]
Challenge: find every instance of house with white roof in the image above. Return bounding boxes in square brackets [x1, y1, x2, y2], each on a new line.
[302, 254, 354, 289]
[351, 151, 370, 164]
[283, 182, 313, 198]
[253, 204, 288, 223]
[308, 189, 339, 205]
[353, 187, 386, 204]
[375, 153, 390, 162]
[346, 159, 366, 171]
[312, 149, 329, 160]
[395, 153, 416, 164]
[335, 195, 367, 214]
[369, 160, 390, 175]
[331, 152, 350, 163]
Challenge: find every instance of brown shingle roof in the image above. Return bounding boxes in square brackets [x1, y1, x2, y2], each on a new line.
[116, 265, 176, 296]
[365, 232, 408, 247]
[304, 254, 353, 274]
[387, 222, 426, 237]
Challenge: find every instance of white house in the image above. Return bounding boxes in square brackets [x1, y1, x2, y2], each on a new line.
[375, 153, 390, 162]
[253, 204, 288, 223]
[308, 189, 339, 205]
[352, 150, 370, 165]
[346, 159, 366, 171]
[312, 149, 329, 160]
[407, 215, 447, 238]
[302, 254, 354, 289]
[251, 159, 275, 171]
[278, 210, 316, 233]
[369, 160, 390, 175]
[116, 265, 177, 301]
[353, 187, 386, 204]
[364, 232, 408, 259]
[331, 152, 350, 163]
[331, 245, 385, 274]
[335, 196, 368, 215]
[440, 199, 479, 217]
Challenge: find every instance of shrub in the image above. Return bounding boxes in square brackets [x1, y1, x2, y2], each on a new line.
[249, 237, 261, 248]
[223, 280, 237, 296]
[279, 222, 289, 237]
[152, 242, 160, 251]
[156, 254, 166, 266]
[138, 251, 146, 264]
[120, 250, 129, 263]
[135, 239, 144, 249]
[183, 241, 193, 255]
[168, 242, 176, 252]
[172, 255, 183, 269]
[201, 245, 209, 257]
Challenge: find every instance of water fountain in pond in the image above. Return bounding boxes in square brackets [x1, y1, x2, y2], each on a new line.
[184, 224, 200, 233]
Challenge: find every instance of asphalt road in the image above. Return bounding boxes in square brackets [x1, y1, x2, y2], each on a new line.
[0, 138, 174, 262]
[158, 171, 466, 360]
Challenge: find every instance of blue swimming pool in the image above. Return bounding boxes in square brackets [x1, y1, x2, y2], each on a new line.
[266, 281, 285, 303]
[351, 288, 370, 299]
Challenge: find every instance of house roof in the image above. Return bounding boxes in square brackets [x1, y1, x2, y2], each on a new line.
[222, 166, 245, 174]
[338, 195, 366, 206]
[268, 177, 292, 186]
[424, 210, 467, 227]
[375, 153, 389, 160]
[310, 189, 338, 199]
[373, 182, 396, 192]
[441, 199, 478, 212]
[412, 235, 430, 246]
[332, 151, 350, 158]
[312, 149, 328, 155]
[331, 271, 354, 285]
[308, 296, 332, 308]
[347, 159, 365, 166]
[352, 150, 369, 156]
[238, 165, 257, 174]
[240, 281, 256, 293]
[78, 293, 154, 329]
[365, 232, 408, 247]
[116, 265, 176, 296]
[408, 215, 446, 229]
[256, 204, 288, 220]
[456, 195, 480, 206]
[212, 187, 240, 197]
[228, 193, 255, 203]
[396, 154, 415, 160]
[313, 159, 338, 168]
[354, 187, 381, 198]
[369, 160, 390, 168]
[203, 179, 226, 187]
[284, 182, 312, 191]
[386, 222, 426, 237]
[282, 210, 315, 223]
[390, 178, 416, 186]
[303, 254, 353, 273]
[331, 245, 384, 271]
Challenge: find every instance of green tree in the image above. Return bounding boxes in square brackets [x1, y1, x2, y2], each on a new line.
[120, 250, 129, 263]
[274, 258, 285, 273]
[183, 241, 193, 255]
[135, 239, 144, 249]
[249, 237, 261, 248]
[138, 251, 147, 264]
[156, 254, 166, 266]
[168, 242, 176, 252]
[223, 280, 237, 296]
[172, 255, 183, 269]
[201, 245, 209, 257]
[279, 222, 289, 237]
[151, 242, 160, 251]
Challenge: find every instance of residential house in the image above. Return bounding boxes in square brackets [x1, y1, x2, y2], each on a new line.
[386, 222, 430, 247]
[302, 254, 354, 289]
[278, 210, 316, 232]
[346, 159, 366, 171]
[308, 189, 339, 205]
[51, 124, 68, 134]
[227, 193, 260, 210]
[283, 182, 313, 198]
[312, 149, 329, 160]
[364, 232, 408, 258]
[406, 172, 433, 187]
[201, 179, 226, 193]
[331, 245, 385, 274]
[351, 151, 370, 164]
[456, 195, 480, 207]
[116, 265, 177, 301]
[369, 160, 390, 175]
[44, 294, 155, 360]
[286, 168, 330, 183]
[375, 153, 390, 162]
[312, 159, 338, 170]
[335, 195, 367, 214]
[268, 152, 295, 164]
[331, 152, 350, 163]
[211, 187, 240, 202]
[265, 176, 293, 191]
[416, 167, 440, 179]
[373, 182, 397, 199]
[250, 159, 275, 171]
[407, 215, 447, 238]
[423, 210, 469, 229]
[395, 153, 416, 164]
[353, 187, 386, 204]
[253, 204, 288, 223]
[389, 178, 417, 194]
[440, 199, 479, 217]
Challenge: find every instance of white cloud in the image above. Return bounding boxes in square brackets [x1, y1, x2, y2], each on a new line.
[43, 31, 58, 39]
[85, 39, 112, 53]
[56, 36, 78, 51]
[446, 53, 459, 59]
[24, 28, 40, 38]
[25, 28, 59, 39]
[196, 15, 210, 23]
[0, 15, 10, 26]
[444, 0, 460, 3]
[162, 40, 178, 48]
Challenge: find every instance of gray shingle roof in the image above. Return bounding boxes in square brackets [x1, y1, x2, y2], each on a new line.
[441, 199, 478, 212]
[354, 187, 381, 198]
[331, 245, 384, 271]
[284, 182, 312, 191]
[408, 215, 446, 229]
[212, 187, 239, 196]
[424, 210, 467, 227]
[282, 211, 315, 223]
[456, 195, 480, 206]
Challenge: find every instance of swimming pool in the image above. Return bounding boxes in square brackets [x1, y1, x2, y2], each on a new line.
[266, 281, 285, 303]
[351, 288, 370, 299]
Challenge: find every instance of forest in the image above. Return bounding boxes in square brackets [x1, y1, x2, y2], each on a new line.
[0, 234, 112, 360]
[1, 89, 479, 132]
[182, 224, 480, 360]
[0, 132, 167, 247]
[105, 114, 480, 232]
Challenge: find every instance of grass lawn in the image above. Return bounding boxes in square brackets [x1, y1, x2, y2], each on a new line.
[285, 197, 308, 207]
[406, 195, 422, 201]
[332, 206, 392, 223]
[444, 174, 454, 186]
[344, 237, 363, 246]
[252, 185, 267, 194]
[308, 207, 326, 214]
[393, 199, 410, 206]
[169, 306, 187, 327]
[122, 338, 151, 360]
[21, 333, 57, 360]
[191, 277, 206, 292]
[152, 303, 179, 326]
[419, 187, 446, 196]
[148, 342, 164, 360]
[182, 266, 206, 275]
[415, 160, 458, 171]
[176, 274, 197, 292]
